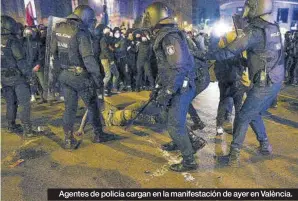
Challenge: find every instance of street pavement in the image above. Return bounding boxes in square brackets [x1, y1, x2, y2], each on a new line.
[1, 83, 298, 201]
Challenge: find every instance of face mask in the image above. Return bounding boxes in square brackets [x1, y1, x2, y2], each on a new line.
[114, 33, 120, 38]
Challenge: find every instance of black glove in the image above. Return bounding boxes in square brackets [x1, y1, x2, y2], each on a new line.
[155, 89, 173, 108]
[150, 87, 160, 99]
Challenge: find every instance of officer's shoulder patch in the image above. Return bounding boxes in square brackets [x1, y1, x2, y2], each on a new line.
[166, 45, 175, 55]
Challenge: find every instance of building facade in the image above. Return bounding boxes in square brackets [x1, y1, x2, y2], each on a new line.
[219, 0, 298, 31]
[1, 0, 192, 28]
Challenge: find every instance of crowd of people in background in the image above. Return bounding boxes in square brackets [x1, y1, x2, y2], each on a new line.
[1, 0, 295, 171]
[10, 20, 212, 102]
[13, 21, 298, 106]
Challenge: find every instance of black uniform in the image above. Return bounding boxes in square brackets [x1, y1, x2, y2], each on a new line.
[51, 15, 105, 147]
[153, 24, 197, 170]
[1, 17, 34, 136]
[209, 5, 284, 166]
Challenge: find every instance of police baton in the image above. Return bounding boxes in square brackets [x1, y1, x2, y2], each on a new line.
[124, 88, 160, 130]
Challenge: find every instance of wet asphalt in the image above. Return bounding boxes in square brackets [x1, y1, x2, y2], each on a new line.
[1, 83, 298, 201]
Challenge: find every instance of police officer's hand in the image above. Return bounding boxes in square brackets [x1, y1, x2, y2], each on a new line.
[155, 89, 173, 108]
[150, 88, 159, 100]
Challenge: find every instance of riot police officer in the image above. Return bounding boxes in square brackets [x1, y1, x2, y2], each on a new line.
[209, 0, 284, 167]
[144, 2, 198, 172]
[50, 5, 113, 149]
[1, 15, 37, 137]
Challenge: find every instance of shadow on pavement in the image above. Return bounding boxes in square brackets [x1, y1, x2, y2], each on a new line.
[263, 111, 298, 129]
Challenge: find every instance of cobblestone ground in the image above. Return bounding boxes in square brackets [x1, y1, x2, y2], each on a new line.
[1, 83, 298, 201]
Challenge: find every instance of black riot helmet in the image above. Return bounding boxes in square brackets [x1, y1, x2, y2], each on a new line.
[68, 5, 97, 30]
[142, 2, 170, 28]
[1, 15, 17, 35]
[242, 0, 273, 19]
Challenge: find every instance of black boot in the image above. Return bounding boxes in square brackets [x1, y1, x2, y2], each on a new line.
[228, 148, 240, 167]
[23, 124, 39, 138]
[64, 129, 78, 150]
[170, 154, 198, 172]
[162, 133, 207, 153]
[7, 122, 23, 134]
[188, 131, 207, 153]
[217, 147, 240, 168]
[93, 129, 115, 143]
[258, 140, 273, 155]
[161, 141, 178, 151]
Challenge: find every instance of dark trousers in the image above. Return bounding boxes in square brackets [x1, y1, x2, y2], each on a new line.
[128, 62, 137, 90]
[188, 67, 210, 125]
[144, 61, 155, 88]
[167, 86, 196, 157]
[116, 57, 131, 87]
[2, 82, 31, 126]
[136, 60, 152, 89]
[216, 81, 247, 127]
[59, 71, 102, 134]
[231, 82, 282, 149]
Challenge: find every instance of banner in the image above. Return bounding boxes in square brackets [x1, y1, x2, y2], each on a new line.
[25, 1, 34, 26]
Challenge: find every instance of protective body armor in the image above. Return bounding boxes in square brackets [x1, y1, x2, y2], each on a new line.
[55, 20, 86, 69]
[153, 27, 195, 81]
[247, 18, 284, 83]
[1, 35, 18, 69]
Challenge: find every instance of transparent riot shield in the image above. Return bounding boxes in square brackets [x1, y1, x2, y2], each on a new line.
[44, 16, 66, 100]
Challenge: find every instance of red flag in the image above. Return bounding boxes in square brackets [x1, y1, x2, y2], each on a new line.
[25, 2, 34, 26]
